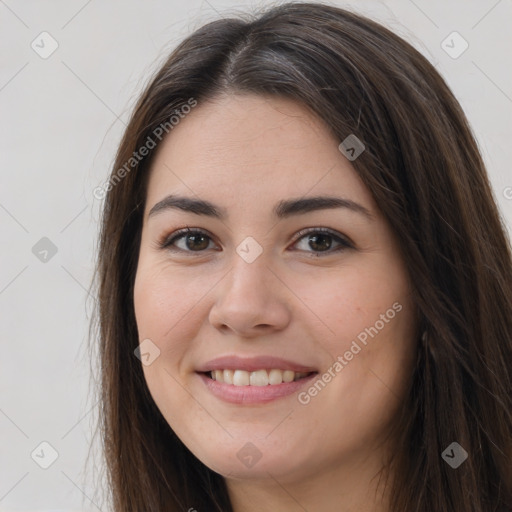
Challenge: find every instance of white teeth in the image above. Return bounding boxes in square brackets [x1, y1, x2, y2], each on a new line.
[223, 369, 234, 384]
[282, 370, 295, 383]
[249, 369, 269, 386]
[209, 369, 311, 385]
[268, 369, 283, 385]
[233, 370, 250, 386]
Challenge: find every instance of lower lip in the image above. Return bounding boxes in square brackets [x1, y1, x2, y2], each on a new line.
[197, 372, 317, 404]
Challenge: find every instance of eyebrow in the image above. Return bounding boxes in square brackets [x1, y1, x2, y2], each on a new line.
[148, 194, 374, 221]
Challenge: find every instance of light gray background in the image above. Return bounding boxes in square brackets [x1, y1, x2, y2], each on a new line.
[1, 0, 511, 510]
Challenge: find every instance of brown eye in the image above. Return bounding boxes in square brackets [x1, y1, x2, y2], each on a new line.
[305, 233, 333, 251]
[292, 228, 353, 256]
[159, 226, 353, 257]
[181, 232, 210, 251]
[160, 228, 215, 252]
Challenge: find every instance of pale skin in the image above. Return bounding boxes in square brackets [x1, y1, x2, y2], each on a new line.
[133, 94, 418, 511]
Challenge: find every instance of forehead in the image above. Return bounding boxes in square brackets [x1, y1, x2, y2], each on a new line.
[144, 94, 375, 215]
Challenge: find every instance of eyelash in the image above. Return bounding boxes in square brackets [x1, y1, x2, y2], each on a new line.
[157, 226, 354, 257]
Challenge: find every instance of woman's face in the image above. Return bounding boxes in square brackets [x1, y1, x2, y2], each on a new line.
[133, 94, 417, 484]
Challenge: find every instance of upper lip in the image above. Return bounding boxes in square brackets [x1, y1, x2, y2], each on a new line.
[196, 355, 317, 373]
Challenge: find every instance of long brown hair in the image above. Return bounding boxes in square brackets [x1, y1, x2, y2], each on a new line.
[88, 2, 512, 510]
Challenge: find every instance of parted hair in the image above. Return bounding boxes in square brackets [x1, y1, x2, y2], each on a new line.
[89, 2, 512, 510]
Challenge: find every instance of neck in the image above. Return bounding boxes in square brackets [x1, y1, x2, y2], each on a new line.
[226, 446, 395, 512]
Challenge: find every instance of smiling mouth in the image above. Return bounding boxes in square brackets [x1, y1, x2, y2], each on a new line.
[203, 369, 317, 386]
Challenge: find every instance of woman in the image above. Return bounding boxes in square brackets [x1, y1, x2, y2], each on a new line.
[90, 2, 512, 511]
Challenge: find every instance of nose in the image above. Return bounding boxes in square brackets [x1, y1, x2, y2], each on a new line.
[208, 252, 291, 338]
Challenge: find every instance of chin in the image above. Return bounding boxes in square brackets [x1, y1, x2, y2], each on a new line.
[195, 445, 314, 483]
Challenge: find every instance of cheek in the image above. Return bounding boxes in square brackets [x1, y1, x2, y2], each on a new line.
[293, 261, 416, 431]
[133, 264, 209, 421]
[133, 262, 211, 346]
[291, 258, 412, 345]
